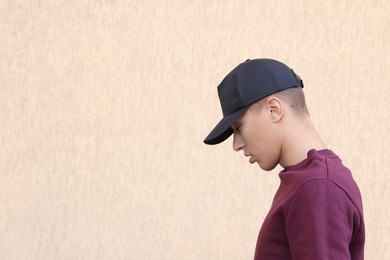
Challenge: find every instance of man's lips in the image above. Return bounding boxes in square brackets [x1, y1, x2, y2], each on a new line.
[245, 154, 255, 164]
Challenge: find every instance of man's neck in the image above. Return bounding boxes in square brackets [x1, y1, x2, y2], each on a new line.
[279, 117, 327, 168]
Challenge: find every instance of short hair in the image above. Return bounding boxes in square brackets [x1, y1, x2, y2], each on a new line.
[250, 87, 309, 117]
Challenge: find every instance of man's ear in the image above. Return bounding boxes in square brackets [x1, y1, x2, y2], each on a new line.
[265, 96, 283, 122]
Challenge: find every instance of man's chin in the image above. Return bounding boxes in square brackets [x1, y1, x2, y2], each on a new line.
[257, 162, 278, 171]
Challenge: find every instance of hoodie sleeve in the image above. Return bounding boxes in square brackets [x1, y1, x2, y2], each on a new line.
[285, 179, 363, 260]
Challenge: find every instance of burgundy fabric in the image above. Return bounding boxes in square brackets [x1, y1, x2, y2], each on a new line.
[254, 149, 365, 260]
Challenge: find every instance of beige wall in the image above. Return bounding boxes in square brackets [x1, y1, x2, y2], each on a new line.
[1, 0, 389, 259]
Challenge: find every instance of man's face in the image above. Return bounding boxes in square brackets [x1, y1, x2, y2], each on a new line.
[231, 105, 281, 171]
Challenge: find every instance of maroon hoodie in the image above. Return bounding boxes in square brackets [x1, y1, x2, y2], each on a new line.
[254, 149, 365, 260]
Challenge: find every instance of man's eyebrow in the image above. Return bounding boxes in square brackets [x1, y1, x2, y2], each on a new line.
[231, 122, 240, 129]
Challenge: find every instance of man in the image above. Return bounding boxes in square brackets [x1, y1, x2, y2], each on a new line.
[203, 59, 365, 259]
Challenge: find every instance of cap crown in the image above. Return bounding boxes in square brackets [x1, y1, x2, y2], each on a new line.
[218, 59, 303, 117]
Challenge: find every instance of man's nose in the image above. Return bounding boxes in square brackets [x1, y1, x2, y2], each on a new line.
[233, 133, 244, 151]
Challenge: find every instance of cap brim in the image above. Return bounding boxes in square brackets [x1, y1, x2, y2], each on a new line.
[203, 107, 248, 145]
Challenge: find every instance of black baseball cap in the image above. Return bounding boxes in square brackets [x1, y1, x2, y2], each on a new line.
[203, 58, 304, 145]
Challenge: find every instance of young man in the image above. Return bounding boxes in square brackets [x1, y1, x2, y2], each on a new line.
[203, 59, 365, 259]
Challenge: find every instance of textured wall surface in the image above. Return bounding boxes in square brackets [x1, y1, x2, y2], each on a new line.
[1, 0, 389, 259]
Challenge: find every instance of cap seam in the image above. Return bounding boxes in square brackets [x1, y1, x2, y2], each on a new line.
[263, 63, 281, 90]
